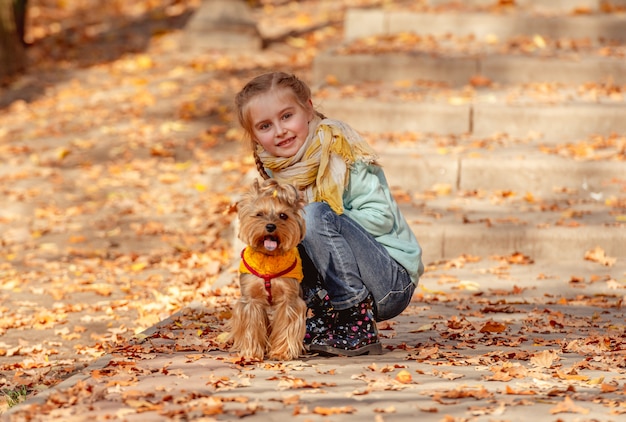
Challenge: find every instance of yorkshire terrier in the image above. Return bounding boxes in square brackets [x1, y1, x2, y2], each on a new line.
[227, 179, 307, 361]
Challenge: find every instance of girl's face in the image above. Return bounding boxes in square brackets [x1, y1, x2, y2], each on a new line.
[248, 88, 314, 158]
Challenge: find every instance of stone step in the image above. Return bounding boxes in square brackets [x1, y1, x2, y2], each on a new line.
[368, 130, 625, 262]
[399, 191, 623, 263]
[314, 81, 626, 138]
[312, 39, 626, 86]
[374, 146, 624, 196]
[427, 0, 626, 13]
[345, 9, 626, 42]
[408, 207, 623, 263]
[387, 148, 624, 263]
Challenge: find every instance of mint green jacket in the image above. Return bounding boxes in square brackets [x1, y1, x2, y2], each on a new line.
[343, 160, 424, 285]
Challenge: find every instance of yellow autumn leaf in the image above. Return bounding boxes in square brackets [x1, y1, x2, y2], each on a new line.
[533, 35, 547, 48]
[295, 13, 312, 25]
[448, 96, 468, 105]
[459, 280, 481, 291]
[215, 332, 230, 344]
[222, 160, 240, 171]
[57, 147, 71, 160]
[432, 183, 452, 196]
[135, 54, 153, 69]
[395, 370, 413, 384]
[485, 33, 499, 44]
[588, 376, 605, 385]
[225, 127, 241, 141]
[286, 37, 307, 48]
[131, 262, 147, 272]
[410, 323, 435, 333]
[420, 285, 447, 295]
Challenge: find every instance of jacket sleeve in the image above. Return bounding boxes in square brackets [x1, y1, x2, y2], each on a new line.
[342, 162, 395, 236]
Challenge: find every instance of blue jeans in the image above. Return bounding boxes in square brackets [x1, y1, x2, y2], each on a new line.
[300, 202, 415, 321]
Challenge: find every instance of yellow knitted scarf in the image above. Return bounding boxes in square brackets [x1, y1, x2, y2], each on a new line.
[239, 247, 303, 282]
[258, 117, 378, 214]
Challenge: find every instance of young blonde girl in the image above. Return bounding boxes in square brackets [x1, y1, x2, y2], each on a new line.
[235, 71, 424, 356]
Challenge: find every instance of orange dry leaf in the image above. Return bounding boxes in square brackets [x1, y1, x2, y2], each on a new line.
[107, 378, 138, 387]
[395, 370, 413, 384]
[434, 386, 492, 401]
[325, 74, 340, 85]
[313, 406, 357, 416]
[505, 385, 536, 395]
[479, 321, 507, 333]
[69, 235, 87, 243]
[555, 370, 589, 382]
[549, 396, 590, 415]
[469, 74, 492, 87]
[530, 349, 559, 369]
[507, 252, 534, 264]
[584, 246, 616, 266]
[487, 363, 528, 381]
[601, 383, 618, 393]
[91, 369, 114, 379]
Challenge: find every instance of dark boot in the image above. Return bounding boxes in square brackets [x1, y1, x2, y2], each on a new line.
[304, 290, 334, 346]
[309, 296, 382, 356]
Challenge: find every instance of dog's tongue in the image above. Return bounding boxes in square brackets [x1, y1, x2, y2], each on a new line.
[264, 238, 278, 251]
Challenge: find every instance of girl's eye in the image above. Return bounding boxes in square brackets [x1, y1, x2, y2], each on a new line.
[279, 213, 288, 220]
[282, 112, 292, 120]
[258, 122, 270, 131]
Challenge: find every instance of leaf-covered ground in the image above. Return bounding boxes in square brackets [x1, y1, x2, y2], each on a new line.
[0, 0, 353, 405]
[3, 254, 626, 421]
[1, 0, 625, 419]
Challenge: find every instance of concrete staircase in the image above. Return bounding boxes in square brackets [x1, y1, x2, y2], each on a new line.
[311, 0, 625, 264]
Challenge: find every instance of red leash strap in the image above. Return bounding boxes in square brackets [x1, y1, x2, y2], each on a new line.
[241, 249, 298, 305]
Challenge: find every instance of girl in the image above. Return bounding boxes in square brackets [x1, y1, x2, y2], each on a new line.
[235, 72, 424, 357]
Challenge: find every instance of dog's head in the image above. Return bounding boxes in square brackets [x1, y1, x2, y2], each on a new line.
[237, 179, 306, 255]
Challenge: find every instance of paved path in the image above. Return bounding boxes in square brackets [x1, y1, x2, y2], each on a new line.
[4, 257, 625, 421]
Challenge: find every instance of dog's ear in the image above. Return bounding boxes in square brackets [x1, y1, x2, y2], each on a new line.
[279, 183, 303, 209]
[252, 178, 262, 194]
[289, 183, 306, 208]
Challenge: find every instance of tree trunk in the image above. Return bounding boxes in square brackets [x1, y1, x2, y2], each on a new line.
[0, 0, 26, 83]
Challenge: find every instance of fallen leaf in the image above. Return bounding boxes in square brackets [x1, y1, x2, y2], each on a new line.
[530, 349, 559, 369]
[313, 406, 356, 415]
[479, 321, 507, 333]
[584, 246, 616, 266]
[395, 370, 413, 384]
[549, 396, 589, 415]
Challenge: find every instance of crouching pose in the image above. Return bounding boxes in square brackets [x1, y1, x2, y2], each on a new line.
[234, 71, 424, 356]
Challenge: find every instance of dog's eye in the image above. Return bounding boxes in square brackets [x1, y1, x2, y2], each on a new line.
[256, 212, 264, 217]
[279, 213, 288, 220]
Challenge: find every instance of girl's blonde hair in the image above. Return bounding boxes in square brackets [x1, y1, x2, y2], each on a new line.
[235, 72, 325, 179]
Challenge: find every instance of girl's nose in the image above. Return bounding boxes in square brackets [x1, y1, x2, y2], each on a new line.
[275, 122, 286, 136]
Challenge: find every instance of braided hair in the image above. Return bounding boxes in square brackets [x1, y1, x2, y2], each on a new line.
[235, 72, 325, 179]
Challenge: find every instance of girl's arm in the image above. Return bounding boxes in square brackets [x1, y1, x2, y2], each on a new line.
[343, 162, 396, 236]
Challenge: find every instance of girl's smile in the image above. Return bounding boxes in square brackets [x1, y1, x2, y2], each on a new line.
[248, 88, 314, 158]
